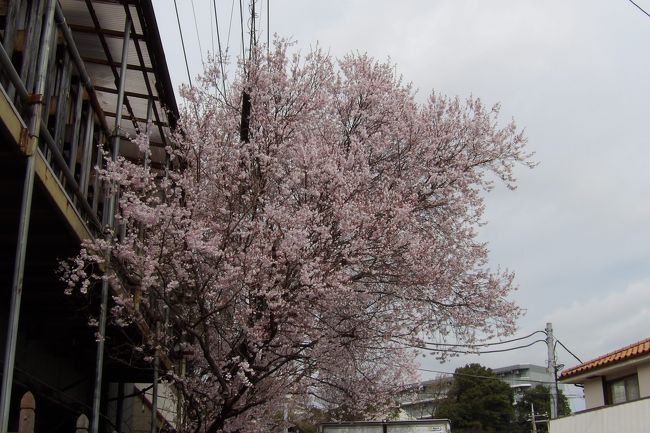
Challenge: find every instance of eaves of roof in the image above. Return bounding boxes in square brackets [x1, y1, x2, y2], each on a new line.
[560, 337, 650, 381]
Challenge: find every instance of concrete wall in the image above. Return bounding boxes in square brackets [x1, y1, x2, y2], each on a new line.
[583, 378, 605, 409]
[550, 397, 650, 433]
[135, 382, 178, 425]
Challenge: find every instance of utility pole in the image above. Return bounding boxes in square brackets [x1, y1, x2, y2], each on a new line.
[530, 403, 537, 433]
[546, 322, 558, 419]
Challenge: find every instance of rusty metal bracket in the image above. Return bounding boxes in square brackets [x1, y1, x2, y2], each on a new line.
[18, 127, 30, 154]
[27, 93, 43, 105]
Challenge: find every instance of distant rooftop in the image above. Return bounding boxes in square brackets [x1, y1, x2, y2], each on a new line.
[493, 364, 548, 374]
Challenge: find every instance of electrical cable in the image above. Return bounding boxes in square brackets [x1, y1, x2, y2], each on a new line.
[213, 0, 228, 94]
[227, 0, 236, 50]
[259, 0, 263, 48]
[249, 0, 256, 55]
[443, 339, 547, 355]
[421, 330, 547, 348]
[173, 0, 193, 88]
[190, 0, 204, 64]
[627, 0, 650, 19]
[401, 339, 547, 355]
[555, 338, 583, 364]
[250, 0, 257, 53]
[239, 0, 245, 62]
[210, 0, 215, 55]
[417, 367, 556, 385]
[267, 0, 270, 53]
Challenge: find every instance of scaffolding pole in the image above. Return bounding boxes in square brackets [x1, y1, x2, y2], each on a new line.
[0, 1, 57, 431]
[91, 15, 131, 433]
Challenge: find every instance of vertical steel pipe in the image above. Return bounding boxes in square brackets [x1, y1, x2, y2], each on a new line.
[91, 15, 131, 433]
[2, 0, 20, 100]
[92, 132, 102, 214]
[144, 97, 153, 169]
[19, 1, 42, 91]
[53, 50, 73, 149]
[0, 1, 57, 431]
[0, 42, 28, 102]
[151, 324, 159, 433]
[80, 105, 95, 198]
[68, 84, 86, 178]
[110, 18, 132, 162]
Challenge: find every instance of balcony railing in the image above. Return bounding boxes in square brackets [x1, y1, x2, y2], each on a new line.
[1, 1, 113, 232]
[0, 0, 176, 237]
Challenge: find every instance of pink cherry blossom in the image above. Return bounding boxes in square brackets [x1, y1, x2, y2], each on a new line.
[62, 40, 533, 433]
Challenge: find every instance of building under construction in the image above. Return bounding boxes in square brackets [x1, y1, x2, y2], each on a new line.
[0, 1, 178, 432]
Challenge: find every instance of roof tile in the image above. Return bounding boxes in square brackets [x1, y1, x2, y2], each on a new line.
[560, 337, 650, 380]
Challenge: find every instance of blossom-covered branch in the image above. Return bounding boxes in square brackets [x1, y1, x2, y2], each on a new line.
[62, 40, 533, 433]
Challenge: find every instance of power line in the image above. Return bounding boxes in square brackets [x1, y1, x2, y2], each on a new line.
[190, 0, 204, 64]
[627, 0, 650, 19]
[258, 0, 264, 49]
[239, 0, 245, 62]
[443, 339, 547, 355]
[402, 339, 547, 355]
[173, 0, 193, 88]
[555, 338, 583, 364]
[213, 0, 227, 95]
[417, 330, 547, 348]
[249, 0, 256, 55]
[417, 367, 555, 385]
[210, 0, 215, 55]
[227, 0, 236, 50]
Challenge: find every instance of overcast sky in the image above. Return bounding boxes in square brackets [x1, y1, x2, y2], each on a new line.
[153, 0, 650, 407]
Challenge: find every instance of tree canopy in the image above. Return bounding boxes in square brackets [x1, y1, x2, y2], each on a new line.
[436, 364, 515, 433]
[62, 41, 532, 433]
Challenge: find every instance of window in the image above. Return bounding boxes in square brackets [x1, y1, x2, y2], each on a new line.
[607, 374, 640, 404]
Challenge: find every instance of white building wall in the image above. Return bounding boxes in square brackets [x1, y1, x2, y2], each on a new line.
[550, 397, 650, 433]
[637, 363, 650, 398]
[321, 422, 450, 433]
[583, 378, 604, 409]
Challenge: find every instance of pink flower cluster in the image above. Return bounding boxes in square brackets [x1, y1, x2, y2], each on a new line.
[62, 40, 533, 433]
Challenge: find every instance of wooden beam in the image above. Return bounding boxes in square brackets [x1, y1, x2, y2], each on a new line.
[0, 80, 29, 153]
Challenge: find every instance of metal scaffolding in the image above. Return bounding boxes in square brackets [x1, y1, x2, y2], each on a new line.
[0, 1, 178, 432]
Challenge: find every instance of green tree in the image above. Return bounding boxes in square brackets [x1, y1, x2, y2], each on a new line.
[436, 364, 514, 433]
[513, 385, 570, 432]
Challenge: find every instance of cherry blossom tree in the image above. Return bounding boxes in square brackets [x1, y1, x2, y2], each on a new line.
[63, 41, 533, 433]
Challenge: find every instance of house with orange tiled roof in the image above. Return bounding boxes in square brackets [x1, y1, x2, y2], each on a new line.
[549, 337, 650, 433]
